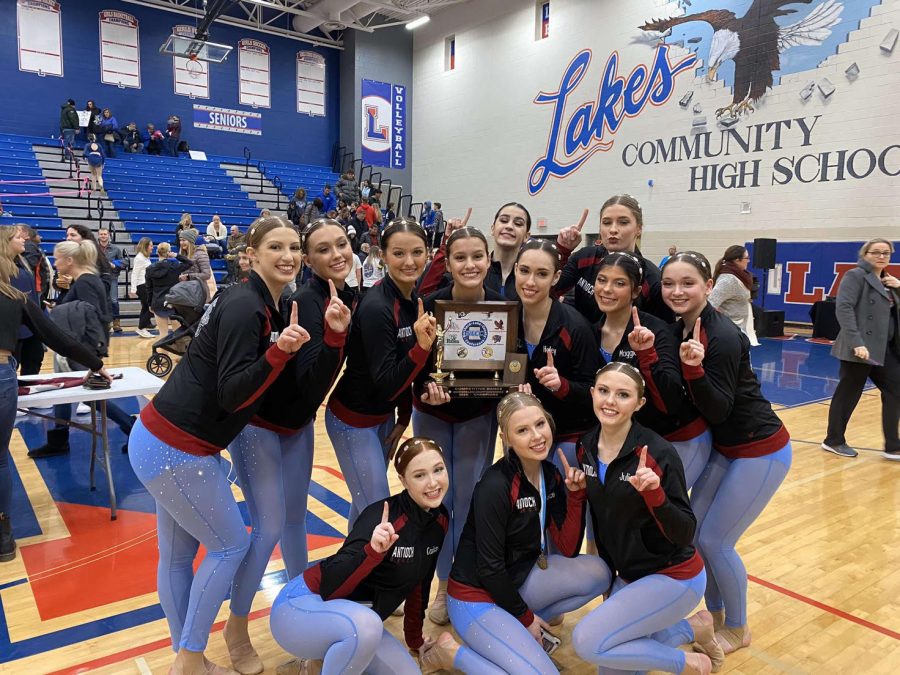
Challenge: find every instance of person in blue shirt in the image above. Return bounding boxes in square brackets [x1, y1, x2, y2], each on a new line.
[318, 185, 337, 214]
[97, 108, 119, 157]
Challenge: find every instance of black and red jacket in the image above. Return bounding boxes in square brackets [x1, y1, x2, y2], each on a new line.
[449, 454, 586, 627]
[252, 275, 354, 434]
[517, 301, 599, 442]
[328, 275, 429, 427]
[576, 422, 702, 583]
[141, 272, 293, 455]
[555, 244, 673, 324]
[418, 247, 518, 301]
[413, 284, 505, 424]
[594, 308, 707, 441]
[678, 303, 788, 458]
[303, 491, 448, 650]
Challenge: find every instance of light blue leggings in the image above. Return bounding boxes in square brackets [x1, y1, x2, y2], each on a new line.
[448, 554, 611, 674]
[672, 428, 713, 490]
[411, 409, 495, 579]
[325, 408, 393, 526]
[270, 575, 419, 675]
[128, 419, 250, 652]
[572, 569, 707, 674]
[690, 442, 792, 627]
[229, 422, 314, 616]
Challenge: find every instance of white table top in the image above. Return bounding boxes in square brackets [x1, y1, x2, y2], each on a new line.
[18, 366, 164, 407]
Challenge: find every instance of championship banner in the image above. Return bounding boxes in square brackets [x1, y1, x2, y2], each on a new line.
[99, 11, 140, 89]
[361, 79, 406, 169]
[193, 104, 262, 136]
[238, 38, 270, 109]
[745, 240, 900, 323]
[16, 0, 63, 77]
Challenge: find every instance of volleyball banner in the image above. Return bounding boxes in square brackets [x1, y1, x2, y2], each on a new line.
[744, 240, 900, 323]
[192, 104, 262, 136]
[361, 79, 405, 169]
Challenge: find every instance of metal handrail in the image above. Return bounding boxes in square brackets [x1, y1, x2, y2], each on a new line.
[398, 194, 412, 219]
[370, 172, 382, 190]
[340, 152, 353, 174]
[258, 163, 267, 193]
[351, 158, 362, 181]
[273, 176, 283, 210]
[243, 146, 251, 178]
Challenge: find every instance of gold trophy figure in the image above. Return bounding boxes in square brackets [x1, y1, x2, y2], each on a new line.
[430, 321, 449, 385]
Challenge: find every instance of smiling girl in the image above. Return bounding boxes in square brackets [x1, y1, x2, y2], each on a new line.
[224, 219, 354, 674]
[326, 219, 437, 525]
[128, 216, 311, 675]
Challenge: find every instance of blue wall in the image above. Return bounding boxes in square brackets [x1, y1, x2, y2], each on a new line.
[0, 0, 339, 165]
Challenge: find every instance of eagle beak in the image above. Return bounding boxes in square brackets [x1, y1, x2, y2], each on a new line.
[707, 65, 719, 82]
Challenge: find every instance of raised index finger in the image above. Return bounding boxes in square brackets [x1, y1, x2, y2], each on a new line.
[693, 316, 701, 338]
[575, 208, 588, 231]
[381, 501, 390, 525]
[631, 306, 641, 328]
[556, 447, 571, 474]
[461, 207, 472, 227]
[637, 445, 648, 470]
[328, 278, 338, 299]
[546, 351, 555, 370]
[417, 297, 425, 319]
[290, 301, 298, 326]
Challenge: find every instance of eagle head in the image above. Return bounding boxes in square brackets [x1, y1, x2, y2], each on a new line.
[707, 28, 741, 81]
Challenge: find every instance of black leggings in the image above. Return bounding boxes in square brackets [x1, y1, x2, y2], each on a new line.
[825, 348, 900, 452]
[136, 284, 153, 329]
[15, 335, 45, 376]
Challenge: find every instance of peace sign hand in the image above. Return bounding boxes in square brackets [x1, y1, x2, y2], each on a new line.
[557, 448, 586, 492]
[556, 209, 588, 251]
[679, 317, 705, 366]
[628, 446, 660, 493]
[534, 351, 562, 393]
[413, 298, 438, 350]
[627, 307, 655, 352]
[276, 301, 311, 354]
[370, 501, 400, 554]
[324, 278, 352, 333]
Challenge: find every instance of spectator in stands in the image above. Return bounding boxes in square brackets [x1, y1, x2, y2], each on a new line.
[660, 244, 677, 267]
[130, 237, 155, 338]
[710, 245, 759, 346]
[165, 114, 181, 157]
[361, 244, 384, 298]
[259, 209, 272, 218]
[98, 109, 119, 158]
[336, 204, 351, 230]
[345, 247, 362, 290]
[432, 202, 445, 244]
[178, 229, 215, 300]
[385, 201, 396, 224]
[352, 207, 368, 245]
[235, 245, 252, 283]
[421, 200, 436, 247]
[0, 206, 12, 219]
[10, 228, 44, 376]
[17, 226, 49, 309]
[143, 123, 163, 155]
[359, 222, 381, 251]
[318, 184, 337, 213]
[121, 122, 144, 154]
[145, 242, 193, 337]
[286, 188, 307, 229]
[97, 228, 125, 333]
[336, 169, 360, 204]
[83, 135, 105, 192]
[302, 198, 323, 225]
[205, 215, 227, 258]
[175, 213, 197, 244]
[360, 179, 372, 201]
[84, 100, 102, 136]
[59, 99, 79, 150]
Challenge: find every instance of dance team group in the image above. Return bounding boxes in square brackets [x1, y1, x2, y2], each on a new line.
[123, 194, 793, 675]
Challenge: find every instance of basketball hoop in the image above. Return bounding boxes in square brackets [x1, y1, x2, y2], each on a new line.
[186, 57, 204, 79]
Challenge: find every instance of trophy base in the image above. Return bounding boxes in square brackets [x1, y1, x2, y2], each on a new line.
[441, 377, 511, 399]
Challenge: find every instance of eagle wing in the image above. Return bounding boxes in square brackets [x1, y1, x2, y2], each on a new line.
[777, 0, 844, 51]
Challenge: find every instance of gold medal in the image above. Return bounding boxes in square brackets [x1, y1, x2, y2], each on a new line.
[509, 359, 522, 373]
[537, 553, 548, 570]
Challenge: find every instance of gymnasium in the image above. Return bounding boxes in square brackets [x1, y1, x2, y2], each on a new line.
[0, 0, 897, 673]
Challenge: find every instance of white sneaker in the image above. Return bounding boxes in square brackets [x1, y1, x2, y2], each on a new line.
[136, 328, 155, 339]
[76, 403, 92, 415]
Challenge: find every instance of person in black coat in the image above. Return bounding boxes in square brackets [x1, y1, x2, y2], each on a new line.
[144, 242, 193, 336]
[823, 238, 900, 460]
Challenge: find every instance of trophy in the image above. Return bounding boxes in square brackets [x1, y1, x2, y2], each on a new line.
[430, 300, 527, 398]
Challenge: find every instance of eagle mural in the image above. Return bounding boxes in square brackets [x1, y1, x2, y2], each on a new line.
[640, 0, 844, 118]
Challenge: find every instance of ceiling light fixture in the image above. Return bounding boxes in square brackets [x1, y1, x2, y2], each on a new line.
[406, 15, 431, 30]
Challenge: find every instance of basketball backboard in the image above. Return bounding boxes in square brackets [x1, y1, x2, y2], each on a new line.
[159, 34, 232, 63]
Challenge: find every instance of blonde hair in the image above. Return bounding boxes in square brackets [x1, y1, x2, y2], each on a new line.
[179, 213, 193, 228]
[54, 240, 98, 273]
[859, 238, 894, 257]
[180, 238, 196, 258]
[136, 237, 153, 257]
[0, 226, 26, 300]
[157, 242, 171, 258]
[496, 392, 556, 444]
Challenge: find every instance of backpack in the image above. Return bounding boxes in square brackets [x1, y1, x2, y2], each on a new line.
[85, 145, 104, 167]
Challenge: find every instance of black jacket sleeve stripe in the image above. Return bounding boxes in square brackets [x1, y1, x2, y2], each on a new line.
[682, 319, 740, 425]
[361, 299, 429, 401]
[639, 450, 696, 547]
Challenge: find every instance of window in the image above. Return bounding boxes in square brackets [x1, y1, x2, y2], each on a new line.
[536, 2, 550, 41]
[445, 35, 455, 71]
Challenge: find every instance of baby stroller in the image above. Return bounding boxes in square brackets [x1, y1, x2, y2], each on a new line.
[146, 279, 208, 377]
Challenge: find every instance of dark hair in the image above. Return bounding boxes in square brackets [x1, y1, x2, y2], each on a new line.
[516, 238, 560, 271]
[16, 224, 37, 239]
[246, 215, 297, 249]
[301, 218, 346, 253]
[594, 362, 645, 398]
[600, 194, 643, 228]
[382, 217, 428, 248]
[324, 184, 332, 190]
[662, 250, 712, 282]
[313, 197, 323, 209]
[434, 202, 442, 209]
[393, 437, 445, 475]
[66, 98, 75, 106]
[597, 251, 643, 290]
[67, 223, 95, 242]
[492, 202, 532, 231]
[446, 226, 489, 256]
[293, 188, 307, 200]
[713, 245, 748, 280]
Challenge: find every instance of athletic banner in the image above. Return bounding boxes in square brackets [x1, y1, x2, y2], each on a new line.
[192, 104, 262, 136]
[361, 79, 406, 169]
[238, 38, 270, 109]
[744, 240, 900, 323]
[99, 11, 140, 89]
[16, 0, 63, 77]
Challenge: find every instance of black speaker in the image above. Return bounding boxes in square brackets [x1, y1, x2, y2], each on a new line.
[757, 309, 785, 338]
[752, 238, 776, 269]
